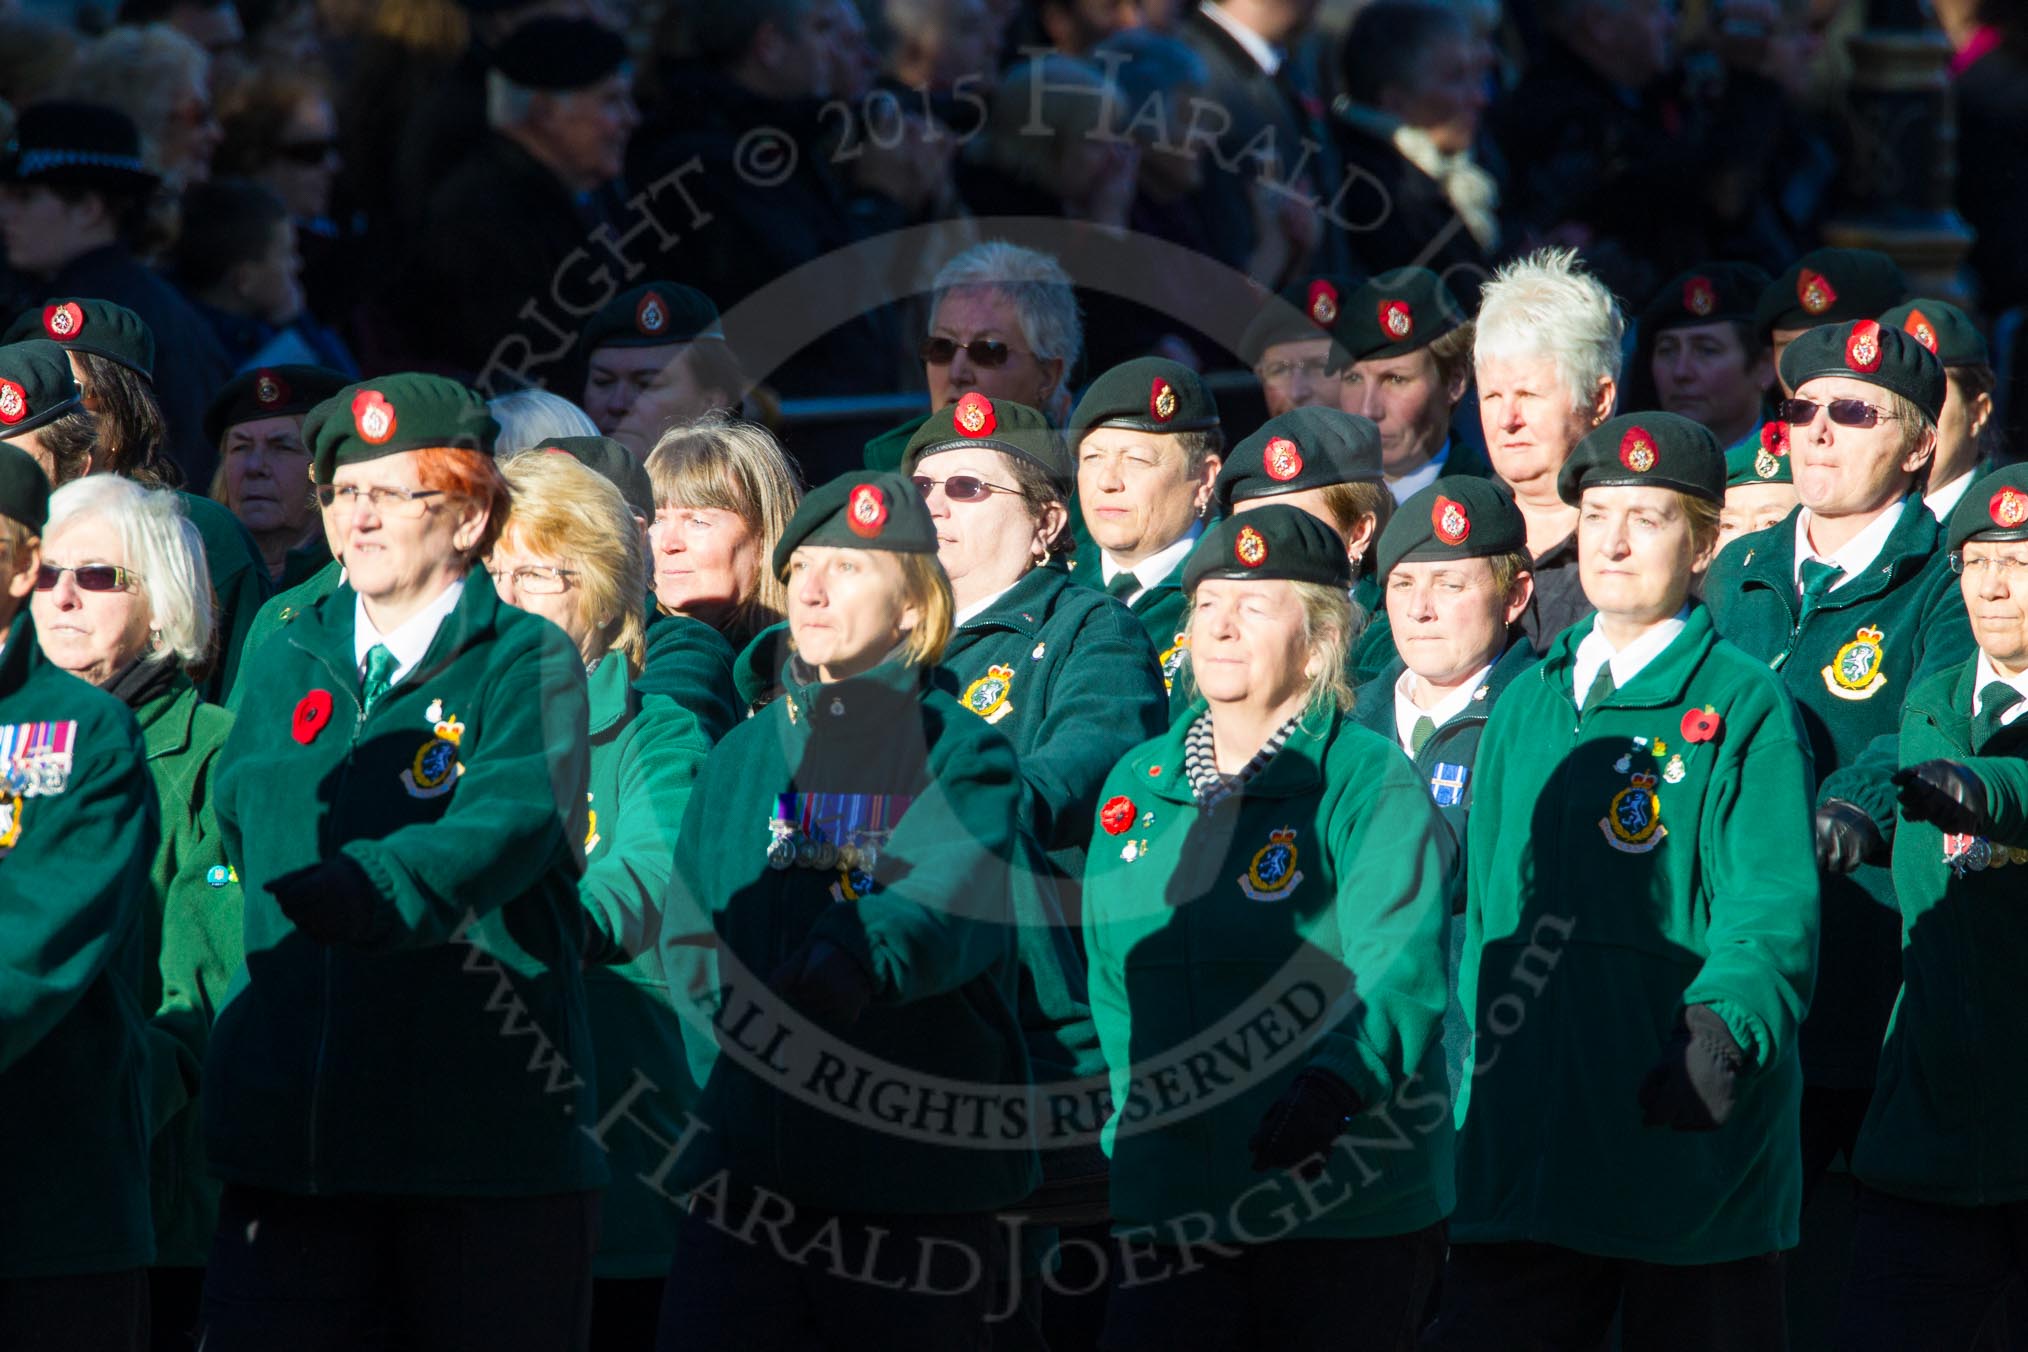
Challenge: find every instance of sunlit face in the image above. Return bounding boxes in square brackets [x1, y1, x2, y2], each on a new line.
[487, 529, 599, 664]
[222, 413, 313, 536]
[649, 502, 760, 629]
[1255, 337, 1340, 418]
[1188, 577, 1317, 709]
[325, 451, 486, 607]
[1342, 348, 1459, 476]
[1478, 355, 1604, 494]
[31, 514, 155, 686]
[1651, 322, 1769, 436]
[914, 447, 1052, 600]
[1077, 426, 1217, 565]
[1385, 556, 1528, 685]
[1787, 375, 1929, 518]
[924, 287, 1061, 411]
[1718, 481, 1798, 547]
[1577, 485, 1714, 629]
[786, 545, 920, 681]
[583, 343, 683, 435]
[1961, 539, 2028, 678]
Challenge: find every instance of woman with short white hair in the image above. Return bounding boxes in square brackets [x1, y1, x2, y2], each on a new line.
[486, 387, 601, 455]
[30, 473, 240, 1346]
[1474, 247, 1625, 650]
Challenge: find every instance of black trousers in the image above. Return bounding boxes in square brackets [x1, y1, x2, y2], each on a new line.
[1099, 1225, 1445, 1352]
[0, 1268, 147, 1352]
[655, 1194, 1004, 1352]
[1422, 1240, 1788, 1352]
[198, 1184, 599, 1352]
[1800, 1084, 1873, 1207]
[1834, 1186, 2028, 1352]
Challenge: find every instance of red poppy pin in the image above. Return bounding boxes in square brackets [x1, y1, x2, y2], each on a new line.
[0, 379, 27, 426]
[1798, 268, 1837, 315]
[1101, 795, 1137, 836]
[293, 689, 334, 744]
[1682, 276, 1716, 317]
[1845, 320, 1883, 374]
[352, 389, 397, 444]
[1680, 705, 1722, 744]
[1433, 494, 1470, 545]
[1992, 486, 2028, 529]
[1760, 420, 1788, 456]
[1306, 279, 1339, 326]
[1150, 377, 1178, 423]
[1264, 436, 1302, 481]
[1234, 524, 1269, 567]
[636, 290, 669, 336]
[847, 483, 887, 538]
[1379, 299, 1414, 341]
[41, 302, 83, 340]
[1619, 427, 1658, 473]
[954, 391, 996, 436]
[1902, 308, 1937, 354]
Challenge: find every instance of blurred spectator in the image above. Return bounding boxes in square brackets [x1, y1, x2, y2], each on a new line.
[1635, 262, 1773, 452]
[403, 17, 637, 383]
[116, 0, 247, 66]
[174, 178, 356, 373]
[236, 0, 325, 66]
[0, 102, 231, 482]
[1329, 0, 1497, 278]
[62, 24, 222, 189]
[958, 54, 1139, 231]
[0, 16, 82, 113]
[577, 283, 751, 455]
[1093, 26, 1211, 244]
[1237, 274, 1347, 417]
[881, 0, 1001, 116]
[1938, 0, 2028, 316]
[331, 0, 469, 255]
[827, 0, 883, 100]
[1036, 0, 1139, 53]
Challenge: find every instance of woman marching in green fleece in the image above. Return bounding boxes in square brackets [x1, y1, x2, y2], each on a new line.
[653, 470, 1038, 1351]
[1084, 505, 1455, 1352]
[1427, 412, 1820, 1352]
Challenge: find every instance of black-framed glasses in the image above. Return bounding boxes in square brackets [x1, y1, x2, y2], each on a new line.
[919, 337, 1014, 368]
[1780, 397, 1902, 429]
[36, 563, 137, 592]
[912, 474, 1024, 503]
[314, 484, 444, 516]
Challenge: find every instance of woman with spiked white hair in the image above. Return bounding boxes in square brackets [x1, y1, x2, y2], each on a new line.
[1473, 247, 1626, 651]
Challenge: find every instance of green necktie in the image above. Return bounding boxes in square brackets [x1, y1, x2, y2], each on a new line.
[1799, 558, 1842, 613]
[1409, 715, 1437, 757]
[1582, 663, 1615, 712]
[360, 643, 400, 716]
[1106, 571, 1140, 602]
[1974, 681, 2022, 747]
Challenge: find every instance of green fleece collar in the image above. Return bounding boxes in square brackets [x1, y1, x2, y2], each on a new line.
[1535, 603, 1720, 712]
[1131, 699, 1335, 804]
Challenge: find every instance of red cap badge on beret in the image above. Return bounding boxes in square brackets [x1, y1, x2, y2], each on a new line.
[254, 369, 288, 408]
[1306, 280, 1339, 326]
[1683, 276, 1716, 317]
[0, 379, 27, 426]
[1901, 309, 1937, 354]
[954, 391, 996, 436]
[1149, 378, 1178, 423]
[1234, 524, 1269, 567]
[42, 302, 83, 340]
[1379, 299, 1414, 341]
[847, 483, 887, 538]
[1846, 320, 1883, 374]
[635, 290, 669, 337]
[352, 389, 397, 444]
[1265, 437, 1302, 481]
[1798, 268, 1837, 316]
[1433, 495, 1470, 545]
[1992, 486, 2028, 529]
[1619, 426, 1658, 473]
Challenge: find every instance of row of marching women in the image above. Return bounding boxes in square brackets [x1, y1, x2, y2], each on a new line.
[4, 239, 2027, 1352]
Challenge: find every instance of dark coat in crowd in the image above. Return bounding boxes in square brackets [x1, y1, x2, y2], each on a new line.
[1326, 107, 1492, 281]
[1956, 36, 2028, 317]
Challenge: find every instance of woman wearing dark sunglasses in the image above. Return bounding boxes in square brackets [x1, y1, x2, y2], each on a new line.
[30, 473, 242, 1350]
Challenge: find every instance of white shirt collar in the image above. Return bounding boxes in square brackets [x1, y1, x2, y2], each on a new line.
[1793, 497, 1908, 594]
[1100, 522, 1203, 601]
[355, 578, 465, 685]
[1199, 1, 1282, 74]
[1571, 606, 1690, 709]
[1392, 660, 1492, 753]
[955, 580, 1019, 628]
[1385, 441, 1450, 505]
[1925, 471, 1975, 522]
[1973, 652, 2028, 727]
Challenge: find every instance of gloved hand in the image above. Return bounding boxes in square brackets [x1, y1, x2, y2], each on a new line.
[1893, 760, 1993, 837]
[1814, 800, 1886, 874]
[268, 855, 381, 946]
[1248, 1068, 1364, 1178]
[1637, 1005, 1748, 1131]
[770, 939, 875, 1026]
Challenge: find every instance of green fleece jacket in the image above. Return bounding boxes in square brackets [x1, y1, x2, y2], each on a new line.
[0, 617, 160, 1277]
[182, 492, 274, 704]
[227, 558, 342, 711]
[1453, 606, 1820, 1263]
[205, 571, 603, 1195]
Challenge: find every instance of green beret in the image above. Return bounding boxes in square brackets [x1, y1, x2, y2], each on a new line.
[0, 442, 50, 530]
[1070, 356, 1219, 440]
[0, 340, 83, 439]
[902, 392, 1070, 489]
[303, 374, 498, 484]
[583, 282, 723, 352]
[533, 435, 653, 519]
[204, 365, 350, 446]
[1236, 275, 1355, 367]
[1946, 465, 2028, 552]
[1642, 262, 1770, 336]
[4, 298, 154, 377]
[1323, 268, 1466, 373]
[492, 17, 628, 89]
[1778, 318, 1946, 423]
[1724, 421, 1793, 487]
[1880, 299, 1988, 368]
[770, 470, 937, 576]
[1376, 475, 1526, 579]
[1183, 503, 1352, 592]
[1757, 248, 1907, 336]
[1216, 407, 1381, 509]
[1557, 412, 1725, 506]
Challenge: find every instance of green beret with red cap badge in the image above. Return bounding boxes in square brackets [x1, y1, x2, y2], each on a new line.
[531, 435, 654, 519]
[303, 373, 499, 484]
[902, 392, 1071, 489]
[1880, 299, 1988, 368]
[1642, 262, 1770, 337]
[1757, 248, 1908, 337]
[1237, 274, 1358, 367]
[770, 469, 937, 577]
[204, 365, 351, 446]
[1323, 268, 1467, 373]
[1214, 407, 1382, 510]
[0, 340, 83, 441]
[0, 442, 50, 531]
[582, 282, 724, 353]
[1725, 422, 1793, 487]
[1947, 464, 2028, 552]
[1375, 475, 1526, 580]
[1778, 318, 1946, 424]
[1182, 502, 1352, 592]
[1557, 412, 1725, 506]
[1070, 356, 1220, 441]
[4, 297, 154, 378]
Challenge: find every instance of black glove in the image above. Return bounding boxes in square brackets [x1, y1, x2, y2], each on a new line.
[268, 855, 381, 946]
[1637, 1005, 1748, 1131]
[1248, 1068, 1364, 1177]
[770, 939, 875, 1026]
[1893, 760, 1993, 837]
[1813, 800, 1886, 874]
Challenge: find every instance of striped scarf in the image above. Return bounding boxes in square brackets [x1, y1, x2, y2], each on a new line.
[1185, 711, 1300, 808]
